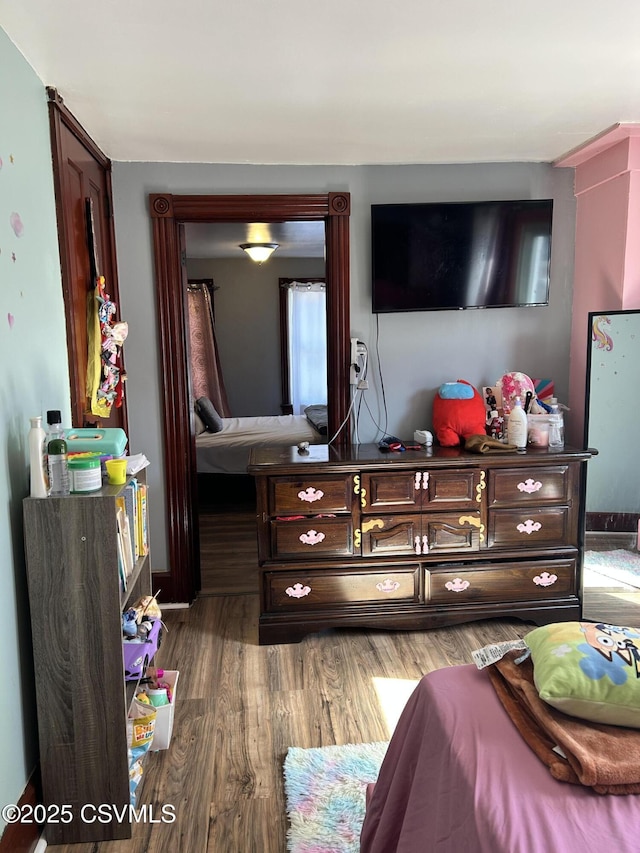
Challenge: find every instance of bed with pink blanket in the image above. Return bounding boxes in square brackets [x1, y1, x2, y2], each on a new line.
[361, 664, 640, 852]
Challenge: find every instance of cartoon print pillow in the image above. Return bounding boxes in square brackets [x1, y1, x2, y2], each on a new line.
[432, 379, 486, 447]
[526, 621, 640, 728]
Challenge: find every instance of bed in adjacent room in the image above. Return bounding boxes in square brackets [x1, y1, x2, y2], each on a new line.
[195, 409, 327, 475]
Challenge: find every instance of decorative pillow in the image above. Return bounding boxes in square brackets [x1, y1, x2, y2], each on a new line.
[195, 397, 223, 433]
[526, 621, 640, 728]
[194, 411, 207, 435]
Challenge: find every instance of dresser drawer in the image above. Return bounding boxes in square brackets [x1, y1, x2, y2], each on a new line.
[264, 565, 421, 611]
[360, 512, 482, 558]
[487, 506, 574, 548]
[488, 466, 573, 507]
[361, 469, 481, 513]
[427, 557, 576, 604]
[269, 516, 356, 560]
[269, 474, 355, 514]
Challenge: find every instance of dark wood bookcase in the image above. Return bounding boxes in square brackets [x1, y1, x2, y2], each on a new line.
[23, 473, 151, 844]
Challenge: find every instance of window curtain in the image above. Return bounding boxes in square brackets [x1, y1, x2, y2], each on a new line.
[186, 285, 231, 417]
[287, 282, 327, 414]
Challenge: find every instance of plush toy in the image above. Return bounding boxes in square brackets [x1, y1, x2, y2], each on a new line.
[432, 380, 487, 447]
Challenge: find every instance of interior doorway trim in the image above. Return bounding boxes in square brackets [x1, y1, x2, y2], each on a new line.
[149, 192, 351, 603]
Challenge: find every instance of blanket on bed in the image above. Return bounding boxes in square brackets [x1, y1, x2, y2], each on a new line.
[488, 651, 640, 794]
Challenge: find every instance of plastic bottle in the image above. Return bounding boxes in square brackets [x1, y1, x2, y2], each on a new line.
[507, 396, 528, 450]
[548, 398, 565, 450]
[46, 410, 70, 496]
[28, 416, 48, 498]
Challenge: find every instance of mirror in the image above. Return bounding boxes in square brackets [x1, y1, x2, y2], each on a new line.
[584, 309, 640, 545]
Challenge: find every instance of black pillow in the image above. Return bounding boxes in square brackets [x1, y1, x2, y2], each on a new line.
[195, 397, 224, 433]
[304, 404, 328, 436]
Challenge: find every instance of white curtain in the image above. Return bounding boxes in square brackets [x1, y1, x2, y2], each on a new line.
[288, 282, 327, 414]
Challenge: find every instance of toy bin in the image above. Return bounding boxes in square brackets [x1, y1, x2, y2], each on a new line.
[123, 617, 162, 680]
[150, 670, 179, 750]
[65, 427, 128, 457]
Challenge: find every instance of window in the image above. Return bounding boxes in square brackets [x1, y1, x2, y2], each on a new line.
[279, 279, 327, 414]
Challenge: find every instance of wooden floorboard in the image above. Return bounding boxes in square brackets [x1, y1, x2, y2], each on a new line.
[44, 520, 640, 853]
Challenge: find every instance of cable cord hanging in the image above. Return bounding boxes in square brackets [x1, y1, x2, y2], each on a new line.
[328, 385, 360, 446]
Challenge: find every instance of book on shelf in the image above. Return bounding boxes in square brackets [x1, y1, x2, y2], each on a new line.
[116, 505, 135, 578]
[123, 479, 139, 562]
[136, 483, 149, 557]
[116, 525, 128, 594]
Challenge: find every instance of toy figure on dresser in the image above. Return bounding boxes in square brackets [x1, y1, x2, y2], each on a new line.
[432, 380, 487, 446]
[486, 408, 505, 441]
[433, 380, 517, 454]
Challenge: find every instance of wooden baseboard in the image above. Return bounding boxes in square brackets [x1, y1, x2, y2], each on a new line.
[586, 511, 638, 533]
[0, 773, 41, 853]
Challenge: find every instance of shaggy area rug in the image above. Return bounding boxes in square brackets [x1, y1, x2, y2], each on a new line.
[584, 548, 640, 589]
[283, 741, 388, 853]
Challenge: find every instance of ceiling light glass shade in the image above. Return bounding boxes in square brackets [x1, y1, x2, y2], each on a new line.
[239, 243, 279, 263]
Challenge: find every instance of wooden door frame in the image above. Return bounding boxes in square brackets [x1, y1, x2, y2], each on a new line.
[149, 192, 351, 603]
[47, 87, 128, 433]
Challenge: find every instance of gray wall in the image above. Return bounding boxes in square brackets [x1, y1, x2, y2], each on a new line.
[112, 162, 576, 580]
[186, 256, 325, 416]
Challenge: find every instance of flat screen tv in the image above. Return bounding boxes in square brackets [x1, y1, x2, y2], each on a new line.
[371, 199, 553, 313]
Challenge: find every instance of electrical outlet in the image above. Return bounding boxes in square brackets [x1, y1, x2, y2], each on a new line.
[350, 336, 359, 365]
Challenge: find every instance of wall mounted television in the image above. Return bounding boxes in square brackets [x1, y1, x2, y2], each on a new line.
[371, 199, 553, 313]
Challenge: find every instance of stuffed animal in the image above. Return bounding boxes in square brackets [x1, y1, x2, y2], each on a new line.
[432, 380, 487, 447]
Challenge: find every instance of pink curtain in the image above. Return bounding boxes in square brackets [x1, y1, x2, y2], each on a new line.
[186, 285, 231, 417]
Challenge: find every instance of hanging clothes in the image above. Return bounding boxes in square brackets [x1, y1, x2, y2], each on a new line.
[186, 283, 231, 416]
[86, 275, 128, 418]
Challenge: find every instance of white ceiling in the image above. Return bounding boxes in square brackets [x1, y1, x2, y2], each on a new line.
[185, 220, 326, 259]
[3, 0, 640, 168]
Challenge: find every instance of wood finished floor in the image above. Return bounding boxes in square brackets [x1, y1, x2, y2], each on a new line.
[46, 513, 640, 853]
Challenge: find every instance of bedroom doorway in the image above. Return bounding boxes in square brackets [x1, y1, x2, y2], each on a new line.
[149, 192, 351, 603]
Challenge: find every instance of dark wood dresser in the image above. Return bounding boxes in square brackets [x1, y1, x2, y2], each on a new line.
[248, 443, 593, 644]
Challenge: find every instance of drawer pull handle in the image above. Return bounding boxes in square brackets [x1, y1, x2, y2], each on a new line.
[517, 478, 542, 494]
[423, 471, 429, 489]
[415, 472, 421, 490]
[414, 535, 429, 555]
[376, 579, 400, 593]
[533, 571, 558, 587]
[285, 583, 312, 598]
[476, 470, 486, 502]
[517, 519, 542, 535]
[445, 577, 470, 593]
[299, 529, 326, 545]
[298, 487, 324, 503]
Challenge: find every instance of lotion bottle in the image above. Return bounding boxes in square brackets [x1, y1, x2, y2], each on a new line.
[507, 396, 528, 450]
[28, 416, 48, 497]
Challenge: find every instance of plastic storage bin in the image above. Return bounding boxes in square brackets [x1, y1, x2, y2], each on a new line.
[65, 427, 128, 457]
[150, 670, 179, 750]
[527, 414, 552, 447]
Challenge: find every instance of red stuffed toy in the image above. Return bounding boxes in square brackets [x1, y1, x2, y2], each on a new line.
[432, 380, 486, 447]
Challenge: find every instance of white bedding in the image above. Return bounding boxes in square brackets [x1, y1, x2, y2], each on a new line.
[196, 414, 325, 475]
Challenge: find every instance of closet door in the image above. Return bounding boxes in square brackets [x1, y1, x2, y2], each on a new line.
[47, 86, 127, 433]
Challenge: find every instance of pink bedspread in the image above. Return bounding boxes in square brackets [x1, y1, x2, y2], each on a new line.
[360, 664, 640, 853]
